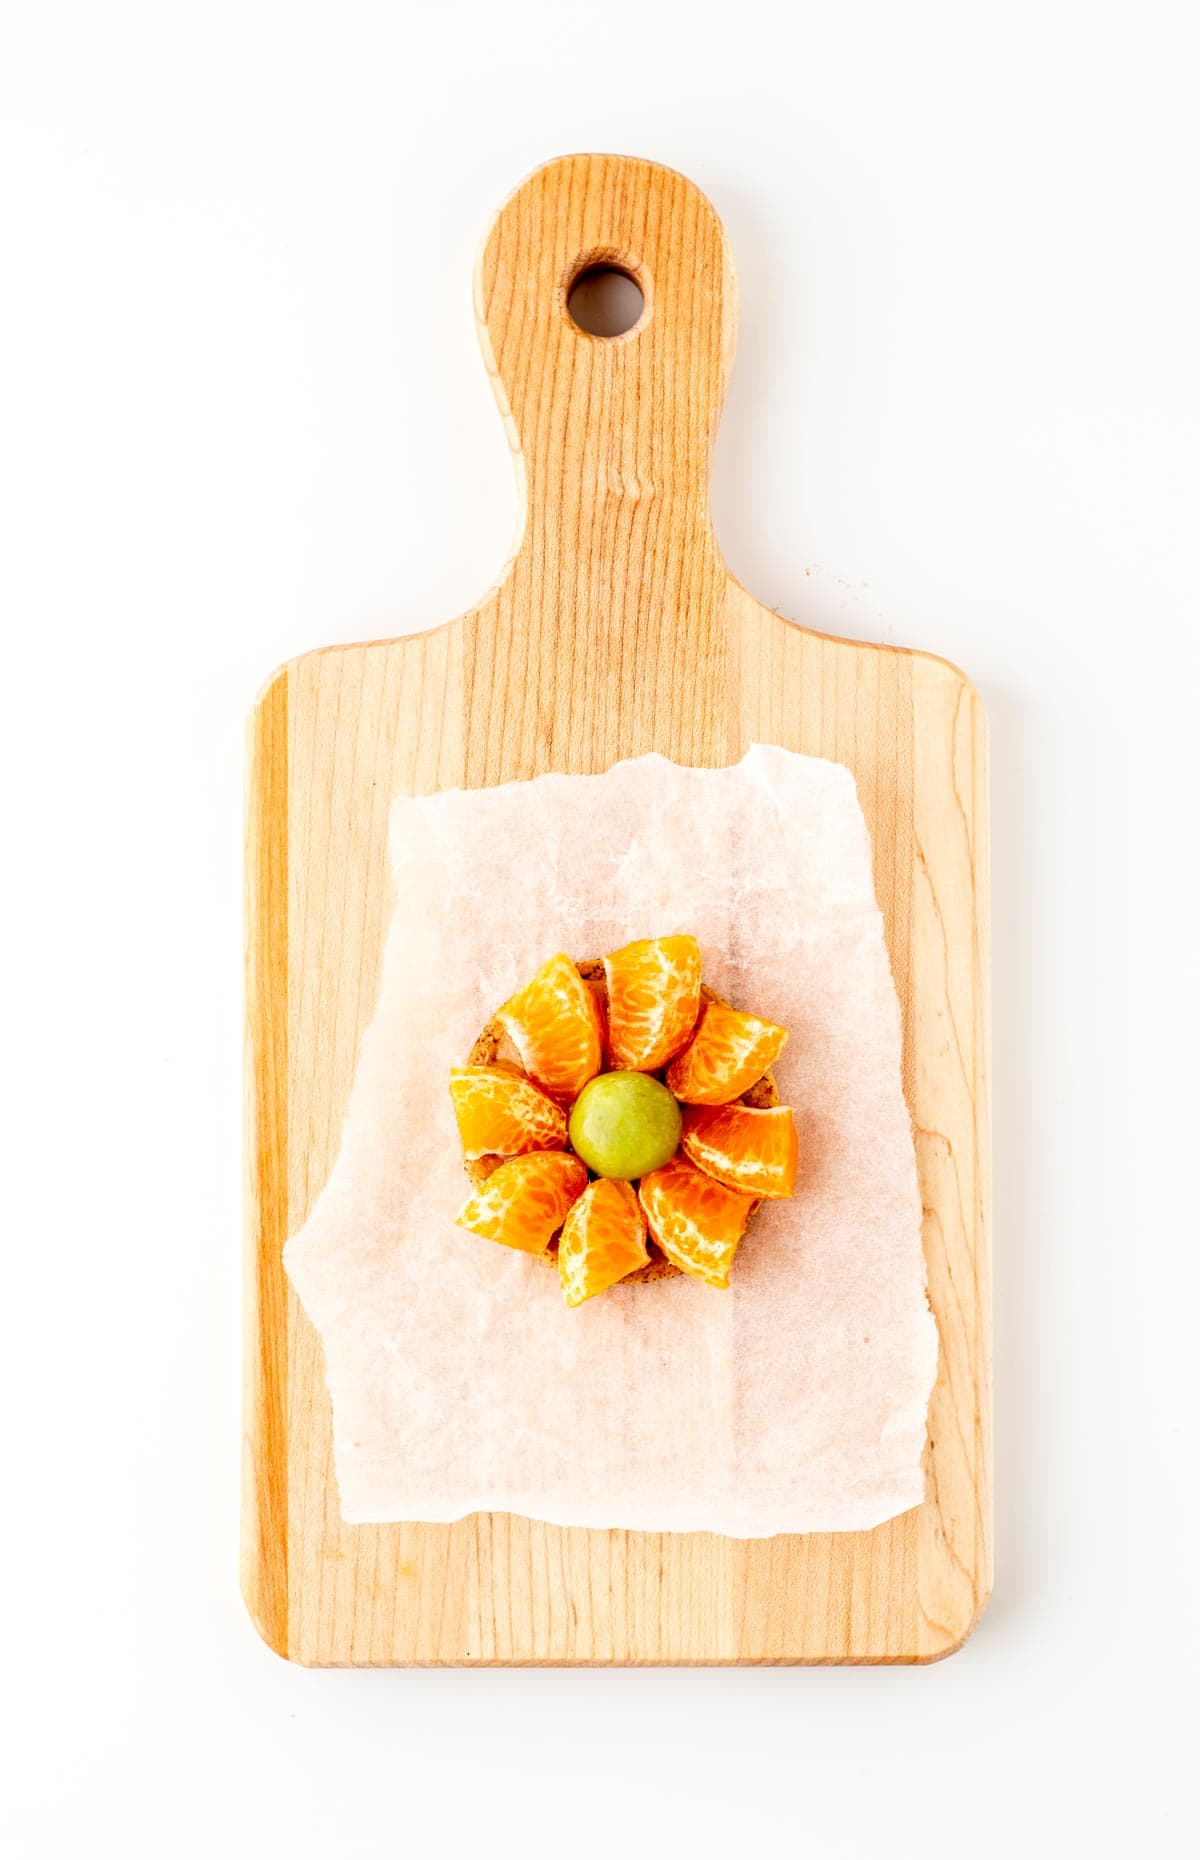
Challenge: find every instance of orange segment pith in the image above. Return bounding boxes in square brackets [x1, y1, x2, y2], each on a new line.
[603, 935, 702, 1072]
[456, 1151, 588, 1254]
[665, 1002, 789, 1105]
[496, 952, 604, 1102]
[557, 1179, 650, 1308]
[637, 1156, 755, 1289]
[681, 1103, 798, 1200]
[449, 1064, 569, 1160]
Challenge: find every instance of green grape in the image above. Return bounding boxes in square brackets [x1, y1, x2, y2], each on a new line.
[568, 1071, 682, 1181]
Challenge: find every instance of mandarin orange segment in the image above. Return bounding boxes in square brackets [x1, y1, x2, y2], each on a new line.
[496, 952, 604, 1103]
[456, 1151, 588, 1255]
[681, 1103, 798, 1200]
[557, 1179, 650, 1308]
[665, 1001, 789, 1105]
[603, 934, 702, 1072]
[449, 1064, 569, 1160]
[637, 1156, 755, 1289]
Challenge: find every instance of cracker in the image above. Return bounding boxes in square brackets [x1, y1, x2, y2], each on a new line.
[461, 961, 776, 1284]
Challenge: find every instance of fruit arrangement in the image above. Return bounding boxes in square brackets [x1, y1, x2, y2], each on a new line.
[450, 936, 797, 1306]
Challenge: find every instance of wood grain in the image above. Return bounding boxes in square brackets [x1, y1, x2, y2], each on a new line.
[243, 154, 991, 1664]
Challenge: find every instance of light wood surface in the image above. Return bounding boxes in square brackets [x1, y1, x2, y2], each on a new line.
[243, 153, 991, 1665]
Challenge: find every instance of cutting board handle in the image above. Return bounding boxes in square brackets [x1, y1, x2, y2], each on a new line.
[475, 154, 738, 561]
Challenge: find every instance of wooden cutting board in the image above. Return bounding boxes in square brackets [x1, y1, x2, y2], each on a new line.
[243, 153, 991, 1665]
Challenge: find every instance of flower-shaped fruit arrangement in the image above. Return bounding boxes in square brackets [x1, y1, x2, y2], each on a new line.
[449, 937, 797, 1307]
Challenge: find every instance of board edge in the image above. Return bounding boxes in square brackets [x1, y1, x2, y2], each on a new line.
[242, 665, 293, 1662]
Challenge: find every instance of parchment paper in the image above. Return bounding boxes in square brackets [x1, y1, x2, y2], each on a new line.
[283, 744, 937, 1536]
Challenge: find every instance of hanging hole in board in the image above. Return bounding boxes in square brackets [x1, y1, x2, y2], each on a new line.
[566, 264, 646, 338]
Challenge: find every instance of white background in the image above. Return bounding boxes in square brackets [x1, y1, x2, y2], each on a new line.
[3, 3, 1198, 1856]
